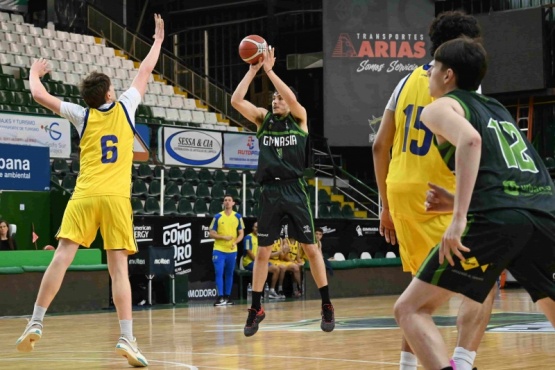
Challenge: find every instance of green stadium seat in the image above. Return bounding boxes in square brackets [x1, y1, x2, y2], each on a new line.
[137, 163, 153, 180]
[153, 165, 165, 180]
[226, 186, 239, 202]
[177, 199, 196, 216]
[180, 182, 197, 201]
[213, 169, 228, 187]
[210, 182, 226, 202]
[165, 180, 181, 200]
[239, 188, 254, 205]
[193, 199, 209, 215]
[163, 198, 178, 215]
[341, 204, 355, 218]
[7, 78, 25, 92]
[61, 174, 76, 192]
[143, 197, 160, 215]
[242, 170, 256, 187]
[148, 179, 161, 198]
[318, 205, 331, 218]
[0, 90, 14, 105]
[13, 91, 30, 106]
[196, 182, 211, 202]
[182, 167, 199, 185]
[131, 178, 148, 198]
[227, 169, 242, 187]
[329, 203, 343, 218]
[71, 159, 80, 173]
[52, 158, 70, 175]
[131, 197, 144, 215]
[198, 168, 214, 185]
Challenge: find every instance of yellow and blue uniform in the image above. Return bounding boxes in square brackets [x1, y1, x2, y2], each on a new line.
[386, 64, 456, 274]
[57, 101, 137, 253]
[286, 238, 301, 262]
[210, 211, 244, 296]
[243, 232, 258, 270]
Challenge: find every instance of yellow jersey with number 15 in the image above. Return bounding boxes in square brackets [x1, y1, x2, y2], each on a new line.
[386, 64, 455, 220]
[72, 102, 135, 199]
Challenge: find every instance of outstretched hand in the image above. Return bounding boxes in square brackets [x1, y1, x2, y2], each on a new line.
[153, 13, 164, 41]
[30, 58, 51, 78]
[425, 182, 455, 212]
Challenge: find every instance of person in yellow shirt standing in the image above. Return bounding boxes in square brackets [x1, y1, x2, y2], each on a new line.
[210, 194, 245, 306]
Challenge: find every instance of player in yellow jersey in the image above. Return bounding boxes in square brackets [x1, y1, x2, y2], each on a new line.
[209, 194, 245, 306]
[243, 222, 284, 299]
[373, 11, 493, 370]
[15, 14, 164, 368]
[282, 236, 303, 297]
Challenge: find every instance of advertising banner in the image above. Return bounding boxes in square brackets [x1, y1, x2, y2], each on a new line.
[0, 113, 72, 158]
[223, 132, 259, 169]
[323, 0, 434, 146]
[133, 124, 150, 162]
[162, 127, 223, 167]
[0, 143, 50, 191]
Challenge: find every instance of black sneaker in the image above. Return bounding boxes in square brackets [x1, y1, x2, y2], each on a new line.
[224, 295, 234, 305]
[321, 303, 335, 332]
[244, 307, 265, 337]
[214, 296, 226, 306]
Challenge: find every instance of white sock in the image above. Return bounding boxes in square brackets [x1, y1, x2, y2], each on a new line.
[119, 320, 133, 340]
[270, 288, 276, 293]
[31, 304, 47, 323]
[399, 351, 418, 370]
[452, 347, 476, 370]
[278, 285, 283, 292]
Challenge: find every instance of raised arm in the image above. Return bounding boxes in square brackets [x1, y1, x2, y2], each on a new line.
[131, 14, 164, 98]
[29, 59, 62, 115]
[231, 60, 267, 128]
[263, 46, 308, 131]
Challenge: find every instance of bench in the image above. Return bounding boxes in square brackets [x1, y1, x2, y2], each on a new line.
[303, 258, 411, 299]
[0, 249, 109, 315]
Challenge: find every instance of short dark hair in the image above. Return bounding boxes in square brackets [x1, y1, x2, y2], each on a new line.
[223, 194, 234, 201]
[434, 37, 487, 91]
[273, 86, 299, 100]
[80, 71, 111, 109]
[0, 219, 14, 250]
[315, 227, 323, 233]
[428, 10, 482, 57]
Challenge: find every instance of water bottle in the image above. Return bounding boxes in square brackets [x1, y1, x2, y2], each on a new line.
[264, 282, 270, 302]
[247, 283, 252, 306]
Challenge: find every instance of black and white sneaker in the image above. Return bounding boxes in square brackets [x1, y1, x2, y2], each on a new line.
[224, 295, 234, 305]
[214, 296, 226, 306]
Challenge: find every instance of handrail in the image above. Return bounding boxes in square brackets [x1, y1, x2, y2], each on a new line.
[86, 5, 254, 132]
[314, 167, 379, 218]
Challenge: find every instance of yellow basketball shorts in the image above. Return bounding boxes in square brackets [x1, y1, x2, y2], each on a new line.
[56, 195, 137, 254]
[390, 212, 452, 275]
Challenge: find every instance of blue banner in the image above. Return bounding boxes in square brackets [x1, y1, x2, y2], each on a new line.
[0, 144, 50, 191]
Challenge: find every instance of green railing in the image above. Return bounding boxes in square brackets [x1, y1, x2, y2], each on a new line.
[86, 6, 252, 131]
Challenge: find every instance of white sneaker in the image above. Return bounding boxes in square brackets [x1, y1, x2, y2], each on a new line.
[16, 321, 43, 353]
[268, 291, 281, 299]
[115, 336, 148, 367]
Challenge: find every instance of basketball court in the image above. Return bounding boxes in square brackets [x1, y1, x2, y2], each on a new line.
[2, 288, 553, 369]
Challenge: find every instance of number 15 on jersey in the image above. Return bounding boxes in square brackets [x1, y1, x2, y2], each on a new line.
[401, 104, 433, 156]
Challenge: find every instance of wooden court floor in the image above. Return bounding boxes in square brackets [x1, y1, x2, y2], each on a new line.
[1, 288, 554, 369]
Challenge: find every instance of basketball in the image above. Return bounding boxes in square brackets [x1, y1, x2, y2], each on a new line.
[238, 35, 267, 64]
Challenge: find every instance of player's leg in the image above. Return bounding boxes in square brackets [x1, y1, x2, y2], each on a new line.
[101, 196, 147, 367]
[394, 279, 455, 370]
[268, 264, 281, 298]
[244, 245, 270, 336]
[223, 251, 237, 304]
[212, 250, 226, 306]
[453, 287, 495, 370]
[16, 198, 94, 353]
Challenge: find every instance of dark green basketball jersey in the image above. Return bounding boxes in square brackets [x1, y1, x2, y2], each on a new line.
[436, 89, 555, 215]
[255, 112, 308, 184]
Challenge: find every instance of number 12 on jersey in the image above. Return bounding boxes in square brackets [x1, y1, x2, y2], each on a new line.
[401, 104, 433, 156]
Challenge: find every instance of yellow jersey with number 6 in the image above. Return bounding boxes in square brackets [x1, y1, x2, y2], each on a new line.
[73, 102, 135, 199]
[387, 64, 455, 220]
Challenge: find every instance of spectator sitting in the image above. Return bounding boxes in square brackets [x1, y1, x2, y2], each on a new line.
[0, 220, 17, 251]
[243, 221, 284, 299]
[280, 236, 303, 298]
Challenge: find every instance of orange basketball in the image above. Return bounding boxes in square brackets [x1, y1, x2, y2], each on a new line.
[238, 35, 267, 64]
